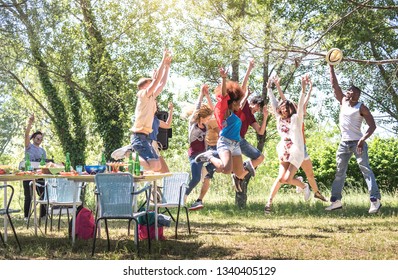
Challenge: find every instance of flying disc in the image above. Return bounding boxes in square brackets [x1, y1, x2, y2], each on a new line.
[325, 48, 343, 65]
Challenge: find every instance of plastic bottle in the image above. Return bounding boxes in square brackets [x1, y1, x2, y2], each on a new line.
[134, 152, 141, 176]
[25, 153, 31, 171]
[65, 152, 71, 172]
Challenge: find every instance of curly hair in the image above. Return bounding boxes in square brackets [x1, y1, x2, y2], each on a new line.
[215, 81, 244, 106]
[191, 104, 213, 123]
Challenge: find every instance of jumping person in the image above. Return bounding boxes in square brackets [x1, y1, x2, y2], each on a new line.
[264, 75, 312, 214]
[326, 64, 381, 213]
[131, 49, 171, 171]
[273, 75, 327, 202]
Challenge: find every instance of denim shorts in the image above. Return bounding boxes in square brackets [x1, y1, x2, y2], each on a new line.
[131, 133, 159, 161]
[240, 138, 262, 160]
[304, 144, 310, 160]
[217, 136, 241, 156]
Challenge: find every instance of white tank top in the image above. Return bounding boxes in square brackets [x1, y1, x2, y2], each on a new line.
[339, 101, 363, 141]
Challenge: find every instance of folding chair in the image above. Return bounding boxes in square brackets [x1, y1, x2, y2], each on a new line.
[151, 172, 191, 239]
[0, 184, 22, 251]
[92, 173, 151, 256]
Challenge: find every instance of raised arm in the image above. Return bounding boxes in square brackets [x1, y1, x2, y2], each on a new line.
[329, 64, 344, 104]
[153, 54, 172, 97]
[25, 114, 34, 149]
[297, 75, 309, 121]
[220, 68, 227, 97]
[145, 49, 171, 97]
[267, 77, 278, 114]
[159, 102, 174, 129]
[274, 75, 287, 101]
[303, 77, 313, 116]
[189, 85, 206, 124]
[203, 85, 214, 110]
[241, 59, 254, 93]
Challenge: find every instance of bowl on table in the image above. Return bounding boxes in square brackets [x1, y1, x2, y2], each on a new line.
[48, 167, 65, 175]
[84, 165, 107, 175]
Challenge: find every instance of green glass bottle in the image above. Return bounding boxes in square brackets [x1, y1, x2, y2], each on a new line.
[25, 153, 31, 171]
[134, 152, 141, 176]
[40, 153, 46, 167]
[128, 152, 134, 174]
[65, 152, 71, 172]
[101, 152, 106, 166]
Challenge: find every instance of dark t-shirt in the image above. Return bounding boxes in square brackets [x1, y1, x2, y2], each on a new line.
[236, 103, 256, 138]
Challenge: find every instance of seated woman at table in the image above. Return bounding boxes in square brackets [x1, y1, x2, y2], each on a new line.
[23, 113, 47, 222]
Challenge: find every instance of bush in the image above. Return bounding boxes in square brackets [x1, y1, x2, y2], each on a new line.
[304, 136, 398, 194]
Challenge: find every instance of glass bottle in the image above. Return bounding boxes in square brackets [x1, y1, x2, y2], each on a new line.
[134, 151, 141, 176]
[101, 152, 106, 166]
[128, 152, 134, 174]
[65, 152, 71, 172]
[25, 153, 31, 171]
[40, 153, 46, 167]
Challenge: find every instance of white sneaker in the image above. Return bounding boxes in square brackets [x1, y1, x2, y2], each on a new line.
[296, 176, 304, 193]
[303, 183, 311, 201]
[369, 199, 381, 214]
[325, 200, 342, 211]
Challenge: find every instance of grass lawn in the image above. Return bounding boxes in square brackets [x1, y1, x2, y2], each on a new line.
[1, 178, 397, 260]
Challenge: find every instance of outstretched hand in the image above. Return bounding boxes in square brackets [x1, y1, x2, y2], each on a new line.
[274, 75, 281, 87]
[201, 84, 209, 96]
[28, 113, 35, 125]
[266, 76, 274, 88]
[219, 67, 228, 78]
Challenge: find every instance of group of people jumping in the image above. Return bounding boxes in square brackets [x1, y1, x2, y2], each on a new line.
[25, 49, 381, 220]
[127, 49, 382, 214]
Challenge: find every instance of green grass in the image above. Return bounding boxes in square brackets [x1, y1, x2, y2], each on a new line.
[1, 179, 397, 260]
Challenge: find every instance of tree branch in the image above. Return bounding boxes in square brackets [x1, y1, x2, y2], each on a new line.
[270, 47, 398, 65]
[305, 0, 372, 49]
[347, 0, 398, 10]
[6, 70, 57, 122]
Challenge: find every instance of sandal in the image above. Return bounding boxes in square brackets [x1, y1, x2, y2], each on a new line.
[264, 204, 272, 215]
[314, 191, 327, 202]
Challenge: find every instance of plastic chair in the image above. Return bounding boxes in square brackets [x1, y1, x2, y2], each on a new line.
[92, 173, 151, 256]
[27, 178, 84, 234]
[152, 172, 191, 239]
[0, 184, 22, 251]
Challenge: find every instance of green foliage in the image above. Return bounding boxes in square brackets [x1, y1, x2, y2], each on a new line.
[297, 133, 398, 194]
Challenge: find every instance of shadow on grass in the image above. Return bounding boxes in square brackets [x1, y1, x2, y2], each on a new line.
[196, 200, 398, 219]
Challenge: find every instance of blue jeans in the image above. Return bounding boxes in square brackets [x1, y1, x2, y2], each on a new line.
[331, 141, 380, 201]
[205, 145, 217, 179]
[186, 155, 205, 196]
[240, 138, 262, 160]
[131, 133, 158, 161]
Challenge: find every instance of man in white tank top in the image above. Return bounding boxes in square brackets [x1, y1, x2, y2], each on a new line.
[325, 64, 381, 214]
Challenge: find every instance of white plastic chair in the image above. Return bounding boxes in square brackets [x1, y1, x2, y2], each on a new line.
[92, 173, 151, 256]
[27, 178, 84, 234]
[151, 172, 191, 239]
